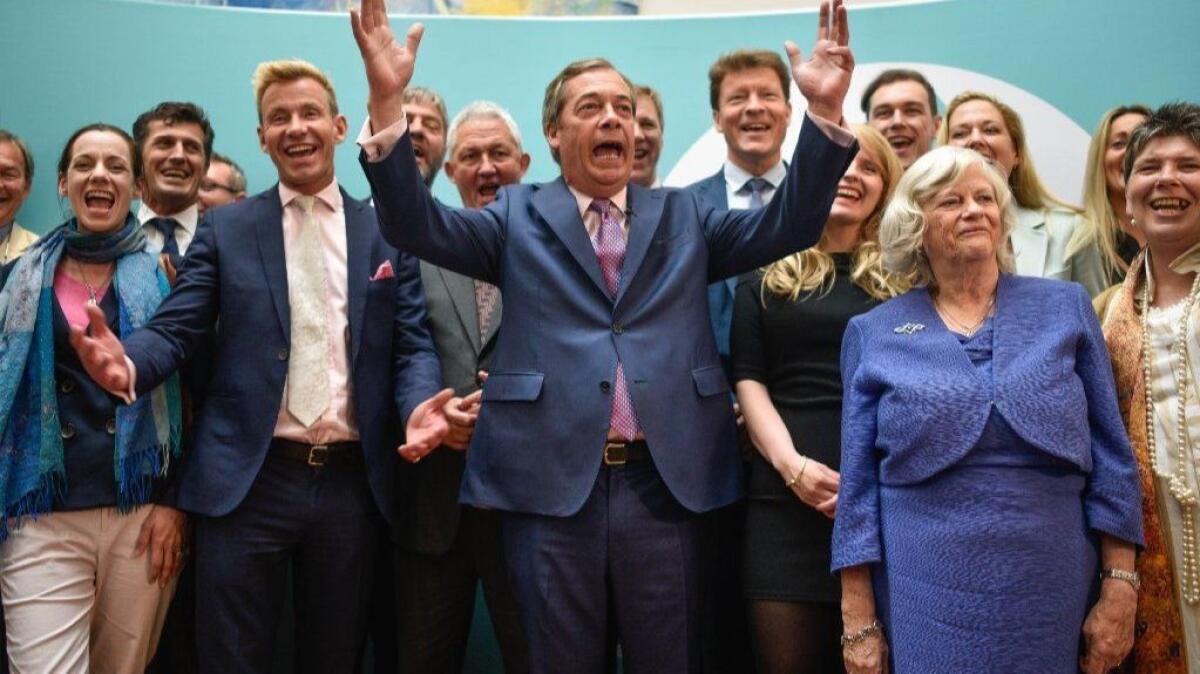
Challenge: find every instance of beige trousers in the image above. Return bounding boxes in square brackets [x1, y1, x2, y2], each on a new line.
[0, 506, 177, 674]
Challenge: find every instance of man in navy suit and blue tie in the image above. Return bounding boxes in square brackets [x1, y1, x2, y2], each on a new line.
[69, 59, 450, 673]
[351, 1, 857, 671]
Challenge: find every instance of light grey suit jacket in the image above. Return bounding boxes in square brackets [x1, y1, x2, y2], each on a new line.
[1011, 205, 1108, 298]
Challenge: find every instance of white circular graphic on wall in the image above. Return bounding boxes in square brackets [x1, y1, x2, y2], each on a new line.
[664, 63, 1091, 205]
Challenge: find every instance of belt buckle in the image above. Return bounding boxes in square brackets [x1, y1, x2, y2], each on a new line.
[603, 442, 627, 467]
[307, 444, 329, 467]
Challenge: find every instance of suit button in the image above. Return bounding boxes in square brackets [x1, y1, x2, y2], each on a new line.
[105, 418, 117, 435]
[600, 380, 611, 393]
[60, 424, 76, 440]
[278, 348, 289, 361]
[612, 323, 624, 334]
[1170, 642, 1181, 658]
[60, 379, 76, 394]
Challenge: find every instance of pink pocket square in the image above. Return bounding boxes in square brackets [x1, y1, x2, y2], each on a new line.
[369, 260, 395, 281]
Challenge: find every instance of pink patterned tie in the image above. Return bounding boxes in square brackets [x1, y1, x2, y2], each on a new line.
[474, 279, 499, 344]
[588, 199, 640, 441]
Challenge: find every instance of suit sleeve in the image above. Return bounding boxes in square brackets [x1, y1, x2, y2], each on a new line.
[360, 132, 505, 285]
[1073, 284, 1144, 545]
[701, 115, 857, 283]
[391, 250, 444, 427]
[124, 218, 221, 397]
[831, 318, 884, 571]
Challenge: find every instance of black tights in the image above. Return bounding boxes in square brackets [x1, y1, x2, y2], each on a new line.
[749, 599, 845, 674]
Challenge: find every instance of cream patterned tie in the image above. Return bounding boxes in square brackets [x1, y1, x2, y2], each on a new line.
[286, 195, 331, 427]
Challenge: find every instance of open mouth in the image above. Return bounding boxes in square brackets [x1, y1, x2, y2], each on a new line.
[740, 122, 771, 134]
[477, 181, 501, 201]
[592, 141, 625, 163]
[836, 186, 863, 201]
[634, 145, 649, 161]
[160, 167, 190, 181]
[412, 144, 426, 161]
[1150, 197, 1193, 215]
[887, 135, 913, 150]
[284, 143, 317, 159]
[84, 189, 116, 211]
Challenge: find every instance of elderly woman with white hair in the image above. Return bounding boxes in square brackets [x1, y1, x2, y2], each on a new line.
[831, 146, 1144, 674]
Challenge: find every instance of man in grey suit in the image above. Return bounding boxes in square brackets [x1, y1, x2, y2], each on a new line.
[397, 101, 531, 673]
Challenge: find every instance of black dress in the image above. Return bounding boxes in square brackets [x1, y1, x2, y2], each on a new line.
[730, 253, 880, 602]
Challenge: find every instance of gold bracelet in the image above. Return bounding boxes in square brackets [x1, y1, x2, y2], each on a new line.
[840, 620, 882, 647]
[784, 455, 809, 488]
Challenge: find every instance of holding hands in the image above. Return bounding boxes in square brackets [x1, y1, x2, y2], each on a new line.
[786, 0, 854, 123]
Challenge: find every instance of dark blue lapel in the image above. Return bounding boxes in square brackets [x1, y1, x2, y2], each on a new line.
[698, 167, 728, 210]
[615, 182, 665, 307]
[253, 187, 290, 337]
[532, 177, 609, 300]
[344, 190, 372, 365]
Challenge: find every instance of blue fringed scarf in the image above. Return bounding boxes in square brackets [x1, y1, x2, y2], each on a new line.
[0, 215, 182, 538]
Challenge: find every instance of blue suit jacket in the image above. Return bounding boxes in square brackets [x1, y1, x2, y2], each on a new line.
[361, 116, 856, 516]
[122, 186, 442, 523]
[683, 168, 739, 372]
[832, 274, 1143, 571]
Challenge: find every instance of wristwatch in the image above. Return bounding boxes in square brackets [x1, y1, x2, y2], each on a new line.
[1100, 568, 1141, 592]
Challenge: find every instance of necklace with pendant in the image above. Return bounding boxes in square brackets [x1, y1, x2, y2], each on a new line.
[934, 293, 995, 337]
[1142, 267, 1200, 605]
[71, 257, 113, 305]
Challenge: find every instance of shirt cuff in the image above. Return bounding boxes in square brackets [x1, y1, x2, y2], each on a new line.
[357, 113, 409, 163]
[118, 356, 137, 404]
[804, 110, 855, 148]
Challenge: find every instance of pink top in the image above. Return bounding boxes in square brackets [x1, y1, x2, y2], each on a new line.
[53, 266, 110, 329]
[273, 180, 359, 445]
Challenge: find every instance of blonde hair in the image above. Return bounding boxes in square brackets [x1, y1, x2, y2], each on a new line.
[880, 146, 1017, 288]
[1073, 105, 1151, 280]
[252, 59, 339, 121]
[937, 91, 1077, 213]
[761, 125, 911, 302]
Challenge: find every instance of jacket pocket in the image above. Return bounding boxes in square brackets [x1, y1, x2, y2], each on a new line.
[481, 372, 545, 402]
[691, 365, 730, 398]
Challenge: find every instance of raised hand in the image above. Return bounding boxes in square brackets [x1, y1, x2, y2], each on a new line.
[350, 0, 424, 130]
[68, 303, 131, 395]
[398, 387, 454, 463]
[785, 0, 854, 123]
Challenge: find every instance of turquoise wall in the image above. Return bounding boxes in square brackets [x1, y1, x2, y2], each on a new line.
[3, 0, 1198, 232]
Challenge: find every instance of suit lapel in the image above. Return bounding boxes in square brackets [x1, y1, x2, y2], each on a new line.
[1011, 208, 1049, 278]
[532, 178, 609, 299]
[344, 191, 372, 364]
[254, 188, 290, 336]
[701, 168, 729, 209]
[615, 184, 665, 307]
[440, 266, 483, 354]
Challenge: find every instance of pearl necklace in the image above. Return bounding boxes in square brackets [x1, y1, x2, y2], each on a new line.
[1141, 270, 1200, 605]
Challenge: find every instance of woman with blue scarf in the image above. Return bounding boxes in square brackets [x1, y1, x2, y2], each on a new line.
[0, 124, 183, 672]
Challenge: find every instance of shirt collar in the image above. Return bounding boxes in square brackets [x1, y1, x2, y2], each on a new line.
[278, 179, 344, 213]
[137, 201, 200, 233]
[722, 159, 787, 192]
[567, 183, 627, 220]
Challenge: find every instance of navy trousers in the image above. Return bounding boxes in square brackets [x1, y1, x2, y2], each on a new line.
[194, 452, 380, 674]
[502, 459, 705, 674]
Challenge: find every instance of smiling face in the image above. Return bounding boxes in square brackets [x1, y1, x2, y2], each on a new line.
[546, 67, 635, 199]
[1126, 135, 1200, 259]
[830, 143, 886, 228]
[59, 130, 135, 234]
[0, 141, 31, 227]
[922, 163, 1003, 272]
[1104, 112, 1147, 195]
[632, 92, 663, 187]
[945, 99, 1020, 179]
[445, 117, 530, 209]
[868, 80, 940, 169]
[258, 76, 347, 195]
[406, 101, 447, 183]
[713, 66, 791, 176]
[138, 119, 206, 215]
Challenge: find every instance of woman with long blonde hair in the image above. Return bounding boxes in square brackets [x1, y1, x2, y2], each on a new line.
[939, 90, 1109, 296]
[1075, 104, 1151, 284]
[731, 125, 908, 674]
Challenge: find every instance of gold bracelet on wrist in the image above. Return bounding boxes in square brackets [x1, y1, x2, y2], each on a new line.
[784, 455, 809, 488]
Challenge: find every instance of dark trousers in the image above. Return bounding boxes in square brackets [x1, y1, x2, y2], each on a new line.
[394, 506, 528, 673]
[702, 501, 756, 674]
[194, 453, 380, 674]
[501, 460, 704, 674]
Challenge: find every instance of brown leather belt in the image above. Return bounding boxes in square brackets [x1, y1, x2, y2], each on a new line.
[270, 438, 362, 467]
[602, 440, 650, 466]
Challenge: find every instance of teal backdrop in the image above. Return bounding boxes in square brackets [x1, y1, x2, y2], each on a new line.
[1, 0, 1198, 670]
[3, 0, 1199, 233]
